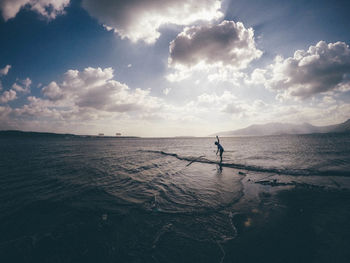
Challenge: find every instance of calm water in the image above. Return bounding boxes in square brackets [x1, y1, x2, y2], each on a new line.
[1, 134, 350, 262]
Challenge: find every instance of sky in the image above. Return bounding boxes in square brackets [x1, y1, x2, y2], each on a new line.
[0, 0, 350, 137]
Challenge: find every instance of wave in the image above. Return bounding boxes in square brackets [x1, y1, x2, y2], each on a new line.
[141, 150, 350, 177]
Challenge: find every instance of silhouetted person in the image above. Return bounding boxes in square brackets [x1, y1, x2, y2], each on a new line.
[215, 135, 224, 163]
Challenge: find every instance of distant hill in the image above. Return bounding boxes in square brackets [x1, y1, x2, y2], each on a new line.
[214, 119, 350, 137]
[0, 130, 77, 138]
[0, 130, 139, 138]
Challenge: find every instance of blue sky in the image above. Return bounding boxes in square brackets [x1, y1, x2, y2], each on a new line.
[1, 0, 350, 136]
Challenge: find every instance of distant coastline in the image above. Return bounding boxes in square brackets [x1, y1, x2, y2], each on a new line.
[0, 130, 139, 138]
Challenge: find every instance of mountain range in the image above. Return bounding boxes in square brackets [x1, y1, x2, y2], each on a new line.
[215, 119, 350, 137]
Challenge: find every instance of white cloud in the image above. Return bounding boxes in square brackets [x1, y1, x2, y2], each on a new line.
[168, 20, 262, 82]
[60, 67, 162, 113]
[197, 91, 236, 107]
[14, 96, 61, 118]
[42, 81, 63, 101]
[321, 95, 337, 105]
[0, 89, 17, 103]
[12, 83, 24, 92]
[0, 0, 70, 21]
[14, 79, 266, 135]
[0, 64, 11, 75]
[222, 103, 244, 114]
[18, 67, 163, 122]
[0, 105, 11, 116]
[181, 91, 249, 118]
[254, 41, 350, 100]
[245, 68, 266, 85]
[22, 77, 32, 88]
[12, 78, 31, 94]
[175, 91, 276, 128]
[82, 0, 223, 44]
[0, 105, 12, 129]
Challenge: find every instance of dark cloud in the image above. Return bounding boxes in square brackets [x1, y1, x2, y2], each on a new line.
[82, 0, 223, 43]
[169, 20, 262, 70]
[0, 0, 69, 21]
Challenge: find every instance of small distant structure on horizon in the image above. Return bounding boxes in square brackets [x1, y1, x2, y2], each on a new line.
[116, 133, 122, 136]
[98, 133, 104, 136]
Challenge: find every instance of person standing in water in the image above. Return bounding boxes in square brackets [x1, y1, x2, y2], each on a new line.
[215, 135, 224, 163]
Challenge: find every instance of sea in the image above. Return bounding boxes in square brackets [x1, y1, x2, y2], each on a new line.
[1, 133, 350, 263]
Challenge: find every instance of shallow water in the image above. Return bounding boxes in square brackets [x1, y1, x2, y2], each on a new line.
[0, 133, 350, 262]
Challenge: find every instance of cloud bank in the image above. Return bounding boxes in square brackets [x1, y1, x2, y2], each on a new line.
[0, 0, 70, 21]
[82, 0, 223, 44]
[253, 41, 350, 99]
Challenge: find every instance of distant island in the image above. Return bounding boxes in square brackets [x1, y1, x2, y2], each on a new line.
[0, 130, 139, 138]
[214, 119, 350, 137]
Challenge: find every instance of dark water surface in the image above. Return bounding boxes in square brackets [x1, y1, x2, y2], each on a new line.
[1, 134, 350, 262]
